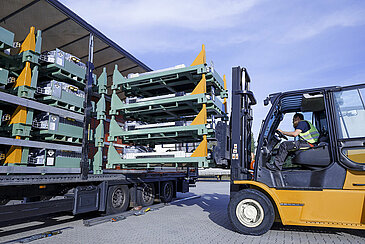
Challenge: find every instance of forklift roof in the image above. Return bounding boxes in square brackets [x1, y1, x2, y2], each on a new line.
[0, 0, 152, 80]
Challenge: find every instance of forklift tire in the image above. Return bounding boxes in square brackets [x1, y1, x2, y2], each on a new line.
[160, 181, 174, 203]
[228, 188, 274, 236]
[106, 185, 130, 214]
[136, 183, 155, 207]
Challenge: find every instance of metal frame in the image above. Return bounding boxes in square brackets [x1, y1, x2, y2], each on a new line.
[110, 124, 210, 144]
[230, 67, 256, 181]
[81, 34, 94, 179]
[0, 91, 83, 121]
[0, 136, 81, 152]
[116, 64, 224, 97]
[119, 93, 225, 121]
[110, 157, 210, 168]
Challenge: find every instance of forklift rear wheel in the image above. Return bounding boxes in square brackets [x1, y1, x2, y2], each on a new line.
[160, 181, 174, 203]
[228, 188, 274, 235]
[136, 183, 155, 207]
[106, 185, 130, 214]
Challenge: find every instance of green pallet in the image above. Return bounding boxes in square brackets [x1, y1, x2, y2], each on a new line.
[112, 93, 225, 122]
[40, 49, 87, 87]
[36, 80, 85, 113]
[114, 64, 225, 97]
[109, 120, 213, 145]
[32, 116, 83, 144]
[108, 157, 211, 169]
[106, 142, 212, 169]
[28, 148, 81, 168]
[50, 156, 80, 168]
[41, 63, 86, 87]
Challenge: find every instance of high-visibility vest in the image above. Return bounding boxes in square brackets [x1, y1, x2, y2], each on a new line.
[299, 121, 320, 144]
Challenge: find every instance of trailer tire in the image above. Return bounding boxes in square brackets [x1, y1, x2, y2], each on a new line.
[160, 181, 174, 203]
[0, 199, 9, 205]
[228, 188, 274, 236]
[106, 185, 130, 214]
[136, 183, 155, 207]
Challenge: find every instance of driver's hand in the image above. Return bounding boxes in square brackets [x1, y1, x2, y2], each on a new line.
[277, 129, 283, 133]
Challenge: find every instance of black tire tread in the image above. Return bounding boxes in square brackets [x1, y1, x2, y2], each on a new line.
[228, 188, 275, 236]
[106, 185, 130, 214]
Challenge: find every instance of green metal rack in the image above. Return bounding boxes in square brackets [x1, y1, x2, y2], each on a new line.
[112, 92, 225, 122]
[39, 49, 87, 88]
[32, 113, 84, 144]
[112, 64, 225, 97]
[0, 26, 87, 168]
[109, 121, 212, 145]
[104, 45, 228, 170]
[36, 80, 85, 113]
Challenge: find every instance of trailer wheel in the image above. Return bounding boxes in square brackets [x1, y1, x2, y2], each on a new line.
[106, 185, 130, 214]
[0, 199, 9, 205]
[228, 189, 274, 236]
[136, 183, 155, 207]
[160, 181, 173, 203]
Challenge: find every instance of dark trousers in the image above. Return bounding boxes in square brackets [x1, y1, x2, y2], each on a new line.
[274, 140, 310, 169]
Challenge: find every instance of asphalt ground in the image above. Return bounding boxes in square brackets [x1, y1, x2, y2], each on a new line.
[0, 181, 364, 244]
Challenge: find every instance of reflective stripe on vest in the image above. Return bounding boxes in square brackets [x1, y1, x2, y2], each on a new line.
[299, 121, 319, 144]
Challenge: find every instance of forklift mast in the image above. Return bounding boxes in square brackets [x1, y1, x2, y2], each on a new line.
[230, 67, 257, 181]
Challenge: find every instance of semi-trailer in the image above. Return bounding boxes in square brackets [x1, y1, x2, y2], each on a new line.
[0, 0, 229, 222]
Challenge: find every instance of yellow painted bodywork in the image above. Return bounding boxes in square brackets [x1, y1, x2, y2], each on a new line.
[191, 44, 206, 66]
[19, 26, 36, 53]
[191, 135, 207, 157]
[234, 180, 365, 229]
[191, 104, 207, 125]
[346, 149, 365, 164]
[344, 170, 365, 190]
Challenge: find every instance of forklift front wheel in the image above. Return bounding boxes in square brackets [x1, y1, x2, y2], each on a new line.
[228, 188, 274, 235]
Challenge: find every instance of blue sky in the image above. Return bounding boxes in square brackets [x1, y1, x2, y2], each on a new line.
[60, 0, 365, 137]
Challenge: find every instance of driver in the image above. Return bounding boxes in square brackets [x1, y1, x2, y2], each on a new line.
[266, 113, 320, 171]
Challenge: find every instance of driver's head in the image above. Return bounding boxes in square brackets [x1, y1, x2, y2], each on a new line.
[293, 113, 304, 127]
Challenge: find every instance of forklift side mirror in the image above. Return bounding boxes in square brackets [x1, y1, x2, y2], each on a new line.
[264, 97, 270, 106]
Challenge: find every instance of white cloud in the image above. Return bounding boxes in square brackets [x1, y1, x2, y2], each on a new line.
[282, 8, 365, 42]
[62, 0, 260, 31]
[59, 0, 264, 53]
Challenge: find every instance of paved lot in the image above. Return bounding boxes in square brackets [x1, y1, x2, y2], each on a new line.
[0, 181, 364, 244]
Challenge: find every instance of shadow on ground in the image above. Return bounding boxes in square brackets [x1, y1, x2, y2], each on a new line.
[0, 212, 97, 239]
[172, 192, 365, 238]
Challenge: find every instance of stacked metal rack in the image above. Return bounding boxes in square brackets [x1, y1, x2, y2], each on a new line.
[0, 25, 86, 170]
[104, 45, 229, 169]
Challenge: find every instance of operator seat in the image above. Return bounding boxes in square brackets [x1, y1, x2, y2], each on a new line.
[291, 132, 331, 169]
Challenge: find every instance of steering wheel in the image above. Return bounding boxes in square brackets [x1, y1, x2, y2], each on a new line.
[275, 130, 288, 140]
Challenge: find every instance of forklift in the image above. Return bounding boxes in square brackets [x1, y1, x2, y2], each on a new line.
[228, 66, 365, 235]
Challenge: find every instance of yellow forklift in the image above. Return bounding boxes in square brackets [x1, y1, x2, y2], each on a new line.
[228, 66, 365, 235]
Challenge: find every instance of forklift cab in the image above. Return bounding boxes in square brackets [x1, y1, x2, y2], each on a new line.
[228, 66, 365, 236]
[263, 93, 331, 170]
[255, 85, 365, 188]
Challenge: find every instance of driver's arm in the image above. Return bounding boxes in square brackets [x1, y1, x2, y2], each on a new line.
[278, 129, 302, 137]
